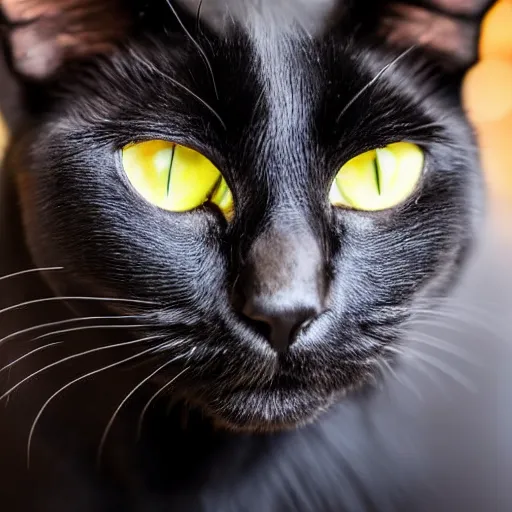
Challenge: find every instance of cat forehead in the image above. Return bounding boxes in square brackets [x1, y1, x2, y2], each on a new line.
[247, 30, 313, 140]
[180, 0, 339, 36]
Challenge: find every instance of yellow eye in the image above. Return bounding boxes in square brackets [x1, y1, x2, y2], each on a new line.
[122, 140, 234, 220]
[329, 142, 424, 211]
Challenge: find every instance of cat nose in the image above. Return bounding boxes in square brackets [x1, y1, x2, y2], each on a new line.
[236, 226, 326, 352]
[242, 298, 321, 352]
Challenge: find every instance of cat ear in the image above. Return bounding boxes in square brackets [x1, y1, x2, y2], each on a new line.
[378, 0, 497, 73]
[0, 0, 132, 80]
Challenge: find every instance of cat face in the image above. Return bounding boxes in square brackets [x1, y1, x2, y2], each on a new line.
[3, 0, 486, 431]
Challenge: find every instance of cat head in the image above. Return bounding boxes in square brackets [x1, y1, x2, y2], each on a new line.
[0, 0, 492, 431]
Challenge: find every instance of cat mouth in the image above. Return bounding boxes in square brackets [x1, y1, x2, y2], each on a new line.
[151, 313, 393, 432]
[189, 387, 339, 433]
[179, 362, 374, 433]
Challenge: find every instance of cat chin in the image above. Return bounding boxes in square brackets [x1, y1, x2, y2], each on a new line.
[184, 385, 355, 433]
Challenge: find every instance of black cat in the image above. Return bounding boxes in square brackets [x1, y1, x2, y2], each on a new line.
[0, 1, 502, 510]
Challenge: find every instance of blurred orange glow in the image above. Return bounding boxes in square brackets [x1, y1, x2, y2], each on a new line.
[479, 0, 512, 58]
[463, 0, 512, 204]
[465, 60, 512, 122]
[0, 114, 7, 159]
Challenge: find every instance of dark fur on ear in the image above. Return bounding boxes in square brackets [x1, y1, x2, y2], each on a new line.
[0, 0, 132, 80]
[377, 0, 497, 73]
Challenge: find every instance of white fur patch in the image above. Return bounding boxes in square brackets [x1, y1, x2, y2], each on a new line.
[178, 0, 338, 35]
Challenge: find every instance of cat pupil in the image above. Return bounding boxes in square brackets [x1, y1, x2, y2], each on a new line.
[373, 157, 382, 195]
[166, 145, 176, 196]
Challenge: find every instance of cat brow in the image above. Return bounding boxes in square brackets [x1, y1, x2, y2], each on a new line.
[336, 45, 417, 123]
[129, 49, 226, 130]
[164, 0, 219, 100]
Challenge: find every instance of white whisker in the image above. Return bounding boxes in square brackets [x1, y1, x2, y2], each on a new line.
[0, 267, 63, 283]
[164, 0, 219, 100]
[409, 305, 507, 343]
[26, 341, 168, 468]
[382, 345, 444, 392]
[0, 335, 161, 402]
[0, 342, 62, 375]
[377, 356, 423, 401]
[410, 333, 479, 366]
[408, 348, 476, 392]
[0, 315, 144, 348]
[97, 360, 189, 467]
[130, 50, 226, 129]
[384, 344, 476, 392]
[406, 122, 444, 133]
[336, 45, 417, 122]
[0, 296, 156, 316]
[33, 323, 152, 342]
[135, 366, 190, 439]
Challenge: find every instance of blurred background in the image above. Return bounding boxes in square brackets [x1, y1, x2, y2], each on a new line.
[405, 3, 512, 507]
[464, 0, 512, 208]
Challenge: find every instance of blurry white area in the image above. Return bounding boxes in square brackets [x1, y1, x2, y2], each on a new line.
[383, 200, 512, 511]
[179, 0, 338, 34]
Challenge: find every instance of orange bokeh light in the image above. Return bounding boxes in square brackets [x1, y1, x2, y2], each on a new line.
[464, 0, 512, 203]
[464, 60, 512, 122]
[480, 0, 512, 59]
